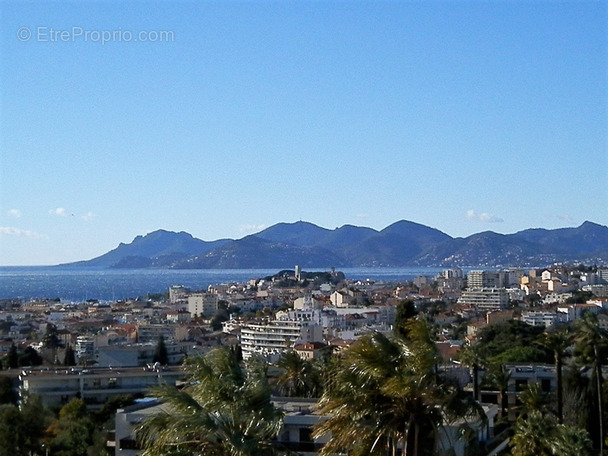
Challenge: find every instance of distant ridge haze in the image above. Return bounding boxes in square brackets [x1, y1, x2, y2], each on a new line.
[62, 220, 608, 269]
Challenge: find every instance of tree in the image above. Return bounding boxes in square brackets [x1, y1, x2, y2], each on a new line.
[313, 321, 447, 456]
[0, 377, 17, 405]
[510, 410, 593, 456]
[0, 395, 49, 456]
[210, 309, 230, 331]
[537, 328, 573, 423]
[458, 344, 485, 402]
[152, 335, 168, 365]
[19, 346, 43, 367]
[274, 350, 321, 398]
[42, 323, 61, 349]
[6, 343, 18, 369]
[137, 346, 283, 456]
[510, 411, 555, 456]
[63, 344, 76, 366]
[575, 312, 608, 454]
[393, 300, 417, 339]
[48, 398, 95, 456]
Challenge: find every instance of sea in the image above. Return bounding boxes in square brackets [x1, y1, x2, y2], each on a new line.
[0, 266, 445, 302]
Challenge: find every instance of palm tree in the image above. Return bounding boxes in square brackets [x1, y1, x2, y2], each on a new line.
[575, 312, 608, 455]
[483, 363, 510, 421]
[313, 320, 448, 456]
[511, 410, 593, 456]
[510, 411, 554, 456]
[518, 382, 550, 419]
[273, 350, 321, 398]
[137, 346, 283, 456]
[537, 328, 573, 423]
[550, 424, 594, 456]
[458, 344, 485, 402]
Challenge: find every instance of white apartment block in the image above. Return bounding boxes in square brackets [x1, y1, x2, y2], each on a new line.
[188, 292, 219, 318]
[19, 366, 184, 409]
[240, 320, 323, 361]
[136, 324, 189, 344]
[168, 285, 189, 304]
[293, 296, 323, 310]
[520, 311, 560, 328]
[457, 288, 509, 312]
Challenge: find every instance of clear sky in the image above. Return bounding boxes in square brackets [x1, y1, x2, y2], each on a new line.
[0, 0, 606, 266]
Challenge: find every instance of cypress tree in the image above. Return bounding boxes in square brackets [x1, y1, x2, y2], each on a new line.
[153, 335, 168, 365]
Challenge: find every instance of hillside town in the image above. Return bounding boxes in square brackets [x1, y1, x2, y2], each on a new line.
[1, 264, 608, 455]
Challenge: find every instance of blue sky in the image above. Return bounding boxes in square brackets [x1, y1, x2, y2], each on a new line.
[1, 0, 606, 266]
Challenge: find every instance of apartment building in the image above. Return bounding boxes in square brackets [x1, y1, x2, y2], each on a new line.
[187, 292, 219, 318]
[19, 365, 185, 409]
[240, 319, 323, 361]
[457, 288, 509, 312]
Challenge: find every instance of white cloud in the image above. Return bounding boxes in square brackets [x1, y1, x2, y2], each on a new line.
[7, 209, 21, 218]
[466, 209, 504, 223]
[49, 207, 67, 217]
[81, 212, 96, 222]
[552, 214, 574, 223]
[0, 226, 48, 239]
[239, 224, 266, 234]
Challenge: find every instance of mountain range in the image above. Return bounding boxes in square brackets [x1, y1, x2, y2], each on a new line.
[63, 220, 608, 269]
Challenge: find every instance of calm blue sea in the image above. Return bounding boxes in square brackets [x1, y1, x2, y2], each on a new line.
[0, 266, 444, 302]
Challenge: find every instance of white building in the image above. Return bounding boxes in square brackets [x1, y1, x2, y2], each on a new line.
[520, 311, 560, 328]
[19, 366, 184, 409]
[457, 288, 509, 312]
[188, 292, 219, 318]
[240, 320, 323, 361]
[168, 285, 189, 304]
[294, 296, 323, 310]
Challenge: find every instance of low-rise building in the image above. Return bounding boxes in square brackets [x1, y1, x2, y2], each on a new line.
[19, 365, 185, 409]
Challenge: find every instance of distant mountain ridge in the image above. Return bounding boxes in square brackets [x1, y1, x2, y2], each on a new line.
[62, 220, 608, 269]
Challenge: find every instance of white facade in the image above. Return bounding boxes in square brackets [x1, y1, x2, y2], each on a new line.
[457, 288, 509, 312]
[188, 292, 219, 318]
[20, 366, 184, 409]
[521, 311, 559, 328]
[293, 296, 323, 310]
[240, 320, 323, 361]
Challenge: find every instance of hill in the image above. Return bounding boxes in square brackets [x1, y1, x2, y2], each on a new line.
[62, 220, 608, 269]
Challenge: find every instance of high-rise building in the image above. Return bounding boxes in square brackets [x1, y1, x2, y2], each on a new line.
[188, 292, 219, 318]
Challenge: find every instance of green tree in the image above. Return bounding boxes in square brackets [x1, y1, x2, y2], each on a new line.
[0, 404, 27, 456]
[313, 321, 448, 456]
[63, 344, 76, 366]
[42, 323, 61, 349]
[510, 411, 554, 456]
[537, 328, 573, 423]
[49, 398, 95, 456]
[510, 411, 593, 456]
[152, 335, 168, 365]
[476, 320, 548, 364]
[274, 350, 321, 398]
[482, 364, 510, 420]
[137, 346, 283, 456]
[393, 300, 418, 339]
[575, 312, 608, 454]
[0, 376, 17, 405]
[19, 346, 43, 367]
[0, 395, 48, 456]
[210, 308, 230, 331]
[457, 344, 485, 402]
[6, 343, 18, 369]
